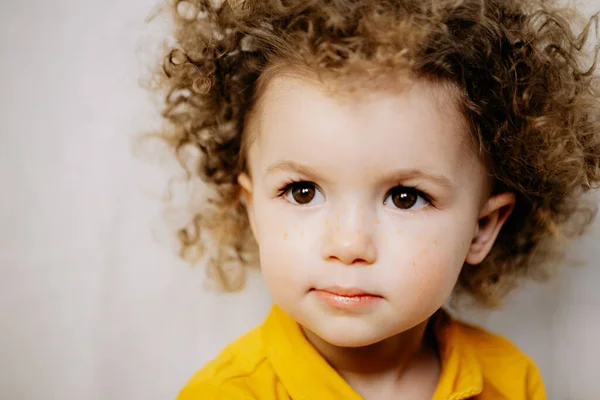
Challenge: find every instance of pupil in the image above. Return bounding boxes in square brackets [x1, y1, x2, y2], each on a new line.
[392, 190, 417, 209]
[292, 184, 315, 204]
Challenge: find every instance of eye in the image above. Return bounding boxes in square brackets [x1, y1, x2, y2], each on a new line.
[280, 181, 325, 206]
[384, 186, 429, 210]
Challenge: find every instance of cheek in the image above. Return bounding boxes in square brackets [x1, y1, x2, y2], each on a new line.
[383, 221, 473, 299]
[389, 243, 458, 289]
[412, 246, 461, 294]
[253, 202, 316, 289]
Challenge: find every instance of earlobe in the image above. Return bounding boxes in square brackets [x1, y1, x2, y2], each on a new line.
[465, 192, 516, 265]
[237, 173, 258, 240]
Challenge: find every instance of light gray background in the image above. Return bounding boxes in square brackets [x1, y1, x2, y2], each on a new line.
[0, 0, 598, 399]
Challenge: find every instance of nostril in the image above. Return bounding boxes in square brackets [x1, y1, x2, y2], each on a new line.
[328, 256, 367, 265]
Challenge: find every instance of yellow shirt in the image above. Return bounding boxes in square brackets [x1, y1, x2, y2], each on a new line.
[178, 305, 546, 399]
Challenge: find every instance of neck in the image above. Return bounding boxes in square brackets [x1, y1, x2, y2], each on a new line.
[301, 317, 439, 392]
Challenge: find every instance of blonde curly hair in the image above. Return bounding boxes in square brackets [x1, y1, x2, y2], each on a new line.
[148, 0, 600, 306]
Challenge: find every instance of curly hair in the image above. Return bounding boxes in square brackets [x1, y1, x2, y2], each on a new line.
[148, 0, 600, 306]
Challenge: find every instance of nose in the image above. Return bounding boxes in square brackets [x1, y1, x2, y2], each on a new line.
[321, 207, 377, 266]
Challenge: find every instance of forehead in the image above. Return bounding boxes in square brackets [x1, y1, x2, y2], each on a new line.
[247, 72, 482, 183]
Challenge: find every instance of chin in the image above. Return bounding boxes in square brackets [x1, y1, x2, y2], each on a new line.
[326, 336, 382, 348]
[313, 324, 387, 348]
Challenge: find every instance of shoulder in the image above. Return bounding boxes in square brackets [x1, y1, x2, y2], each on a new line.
[177, 381, 256, 400]
[452, 318, 546, 399]
[454, 319, 532, 363]
[176, 327, 272, 400]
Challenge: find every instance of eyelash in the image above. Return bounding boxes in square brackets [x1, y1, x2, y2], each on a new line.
[277, 179, 301, 198]
[276, 180, 434, 208]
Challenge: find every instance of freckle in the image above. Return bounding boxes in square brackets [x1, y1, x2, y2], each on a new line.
[300, 231, 304, 237]
[283, 232, 288, 240]
[433, 239, 438, 245]
[376, 219, 381, 225]
[412, 261, 416, 267]
[336, 226, 340, 232]
[396, 229, 402, 235]
[325, 220, 329, 226]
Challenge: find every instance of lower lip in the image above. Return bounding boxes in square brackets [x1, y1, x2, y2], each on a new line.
[312, 290, 382, 310]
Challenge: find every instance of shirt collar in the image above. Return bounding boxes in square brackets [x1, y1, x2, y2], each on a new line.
[432, 309, 483, 399]
[262, 304, 483, 400]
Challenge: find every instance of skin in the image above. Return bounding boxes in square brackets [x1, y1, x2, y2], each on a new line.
[238, 72, 515, 399]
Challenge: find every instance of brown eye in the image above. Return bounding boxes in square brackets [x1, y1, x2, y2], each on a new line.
[385, 187, 426, 210]
[285, 182, 324, 205]
[292, 184, 315, 204]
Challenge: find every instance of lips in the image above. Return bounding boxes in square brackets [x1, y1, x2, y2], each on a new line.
[316, 286, 379, 297]
[311, 286, 382, 310]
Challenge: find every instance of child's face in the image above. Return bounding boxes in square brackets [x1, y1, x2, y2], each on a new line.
[239, 73, 514, 347]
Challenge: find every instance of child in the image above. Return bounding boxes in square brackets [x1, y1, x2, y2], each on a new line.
[151, 0, 600, 398]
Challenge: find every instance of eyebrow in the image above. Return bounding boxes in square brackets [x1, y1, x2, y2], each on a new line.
[266, 160, 325, 181]
[265, 160, 453, 190]
[384, 168, 454, 190]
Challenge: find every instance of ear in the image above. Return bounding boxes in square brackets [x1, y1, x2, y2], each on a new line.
[465, 192, 516, 265]
[237, 172, 258, 241]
